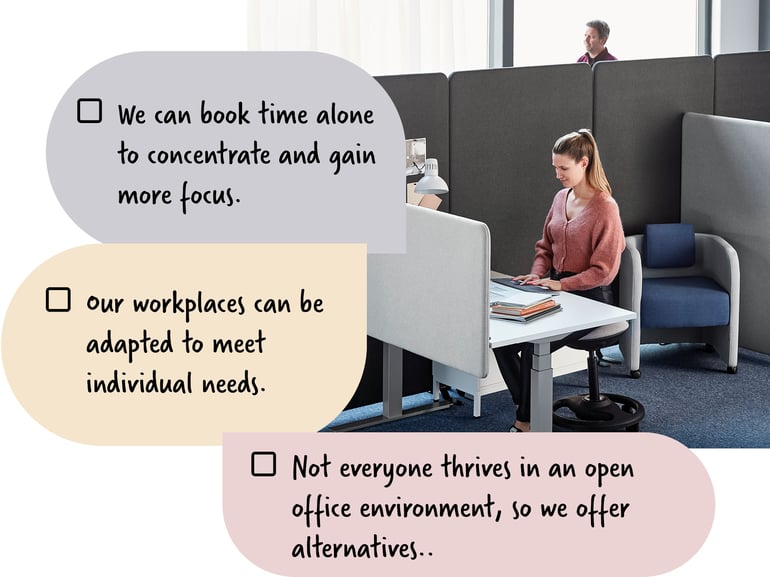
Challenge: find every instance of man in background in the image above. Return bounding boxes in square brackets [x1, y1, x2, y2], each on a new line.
[578, 20, 617, 65]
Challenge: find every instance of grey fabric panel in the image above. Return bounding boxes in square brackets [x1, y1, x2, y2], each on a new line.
[715, 51, 770, 122]
[368, 205, 491, 378]
[593, 56, 714, 235]
[376, 72, 450, 210]
[681, 113, 770, 355]
[449, 64, 592, 275]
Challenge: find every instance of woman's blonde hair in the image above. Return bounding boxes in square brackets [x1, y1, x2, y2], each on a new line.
[552, 129, 612, 195]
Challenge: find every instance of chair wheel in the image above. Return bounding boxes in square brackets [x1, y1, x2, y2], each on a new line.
[630, 370, 641, 379]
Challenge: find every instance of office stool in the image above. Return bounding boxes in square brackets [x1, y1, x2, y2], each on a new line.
[553, 321, 645, 432]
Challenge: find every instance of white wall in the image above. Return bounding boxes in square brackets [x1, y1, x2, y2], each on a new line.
[712, 0, 760, 53]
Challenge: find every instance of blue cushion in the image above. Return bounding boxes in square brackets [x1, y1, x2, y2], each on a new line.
[641, 277, 729, 328]
[644, 223, 695, 268]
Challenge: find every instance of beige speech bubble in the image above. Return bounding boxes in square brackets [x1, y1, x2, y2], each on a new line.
[2, 244, 366, 445]
[224, 432, 715, 577]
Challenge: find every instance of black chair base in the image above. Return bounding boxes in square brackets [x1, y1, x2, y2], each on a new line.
[553, 393, 645, 432]
[553, 321, 645, 432]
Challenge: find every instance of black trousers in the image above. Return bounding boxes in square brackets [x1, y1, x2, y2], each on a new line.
[492, 272, 613, 423]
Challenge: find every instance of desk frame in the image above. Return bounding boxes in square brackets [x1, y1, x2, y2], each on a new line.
[331, 342, 452, 432]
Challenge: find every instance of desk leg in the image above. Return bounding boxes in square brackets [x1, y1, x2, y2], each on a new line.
[329, 343, 452, 432]
[530, 341, 553, 432]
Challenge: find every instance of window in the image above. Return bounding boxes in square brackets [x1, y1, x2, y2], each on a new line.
[247, 0, 489, 76]
[512, 0, 700, 67]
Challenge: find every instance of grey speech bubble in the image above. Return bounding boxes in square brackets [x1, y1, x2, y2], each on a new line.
[46, 52, 405, 253]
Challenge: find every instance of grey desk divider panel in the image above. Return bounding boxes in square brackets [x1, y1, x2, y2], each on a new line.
[368, 204, 490, 378]
[449, 64, 592, 275]
[593, 56, 714, 235]
[342, 73, 449, 410]
[715, 51, 770, 122]
[376, 72, 450, 211]
[681, 113, 770, 355]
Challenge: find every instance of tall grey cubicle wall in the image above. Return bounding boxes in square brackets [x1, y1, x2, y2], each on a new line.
[701, 51, 770, 355]
[448, 64, 592, 276]
[714, 51, 770, 122]
[681, 113, 770, 355]
[592, 56, 714, 235]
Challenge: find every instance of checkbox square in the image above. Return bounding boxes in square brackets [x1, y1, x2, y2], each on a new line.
[77, 98, 103, 123]
[46, 287, 71, 312]
[251, 451, 277, 477]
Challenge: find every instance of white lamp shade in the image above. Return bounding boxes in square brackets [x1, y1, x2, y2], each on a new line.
[414, 158, 449, 194]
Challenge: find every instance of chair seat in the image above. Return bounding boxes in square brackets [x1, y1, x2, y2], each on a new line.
[578, 320, 629, 342]
[641, 276, 729, 328]
[568, 321, 629, 351]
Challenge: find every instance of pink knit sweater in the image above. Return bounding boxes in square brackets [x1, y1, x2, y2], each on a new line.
[530, 188, 625, 292]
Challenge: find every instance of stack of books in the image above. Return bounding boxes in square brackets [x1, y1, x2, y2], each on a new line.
[489, 296, 561, 322]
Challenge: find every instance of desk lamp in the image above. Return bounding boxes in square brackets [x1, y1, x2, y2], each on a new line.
[410, 158, 448, 210]
[414, 158, 449, 194]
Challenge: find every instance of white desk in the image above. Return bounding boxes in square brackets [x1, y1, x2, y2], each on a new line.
[433, 289, 635, 432]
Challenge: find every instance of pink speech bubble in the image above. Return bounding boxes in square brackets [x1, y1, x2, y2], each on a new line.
[223, 432, 714, 577]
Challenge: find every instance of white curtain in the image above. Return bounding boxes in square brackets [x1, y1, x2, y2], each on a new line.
[247, 0, 488, 75]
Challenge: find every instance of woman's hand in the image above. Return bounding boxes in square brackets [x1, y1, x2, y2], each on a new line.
[531, 278, 562, 291]
[513, 273, 540, 284]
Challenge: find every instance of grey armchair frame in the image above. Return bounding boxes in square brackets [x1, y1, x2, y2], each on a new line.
[618, 233, 740, 377]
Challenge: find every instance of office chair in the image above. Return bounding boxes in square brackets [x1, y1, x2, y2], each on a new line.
[618, 223, 740, 378]
[553, 321, 645, 431]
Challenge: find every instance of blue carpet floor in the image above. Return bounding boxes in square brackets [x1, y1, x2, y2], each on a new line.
[324, 344, 770, 448]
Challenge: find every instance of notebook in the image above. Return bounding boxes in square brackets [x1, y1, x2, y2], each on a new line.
[490, 304, 563, 322]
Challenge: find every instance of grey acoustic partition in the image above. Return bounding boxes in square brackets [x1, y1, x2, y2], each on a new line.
[681, 113, 770, 355]
[715, 51, 770, 122]
[368, 204, 490, 378]
[449, 64, 592, 276]
[593, 56, 714, 235]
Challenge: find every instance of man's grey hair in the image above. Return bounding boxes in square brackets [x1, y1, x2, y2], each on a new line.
[586, 20, 610, 41]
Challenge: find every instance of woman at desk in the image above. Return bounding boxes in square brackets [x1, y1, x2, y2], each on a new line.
[495, 129, 625, 432]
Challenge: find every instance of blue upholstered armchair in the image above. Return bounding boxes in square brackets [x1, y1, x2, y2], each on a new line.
[618, 223, 740, 378]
